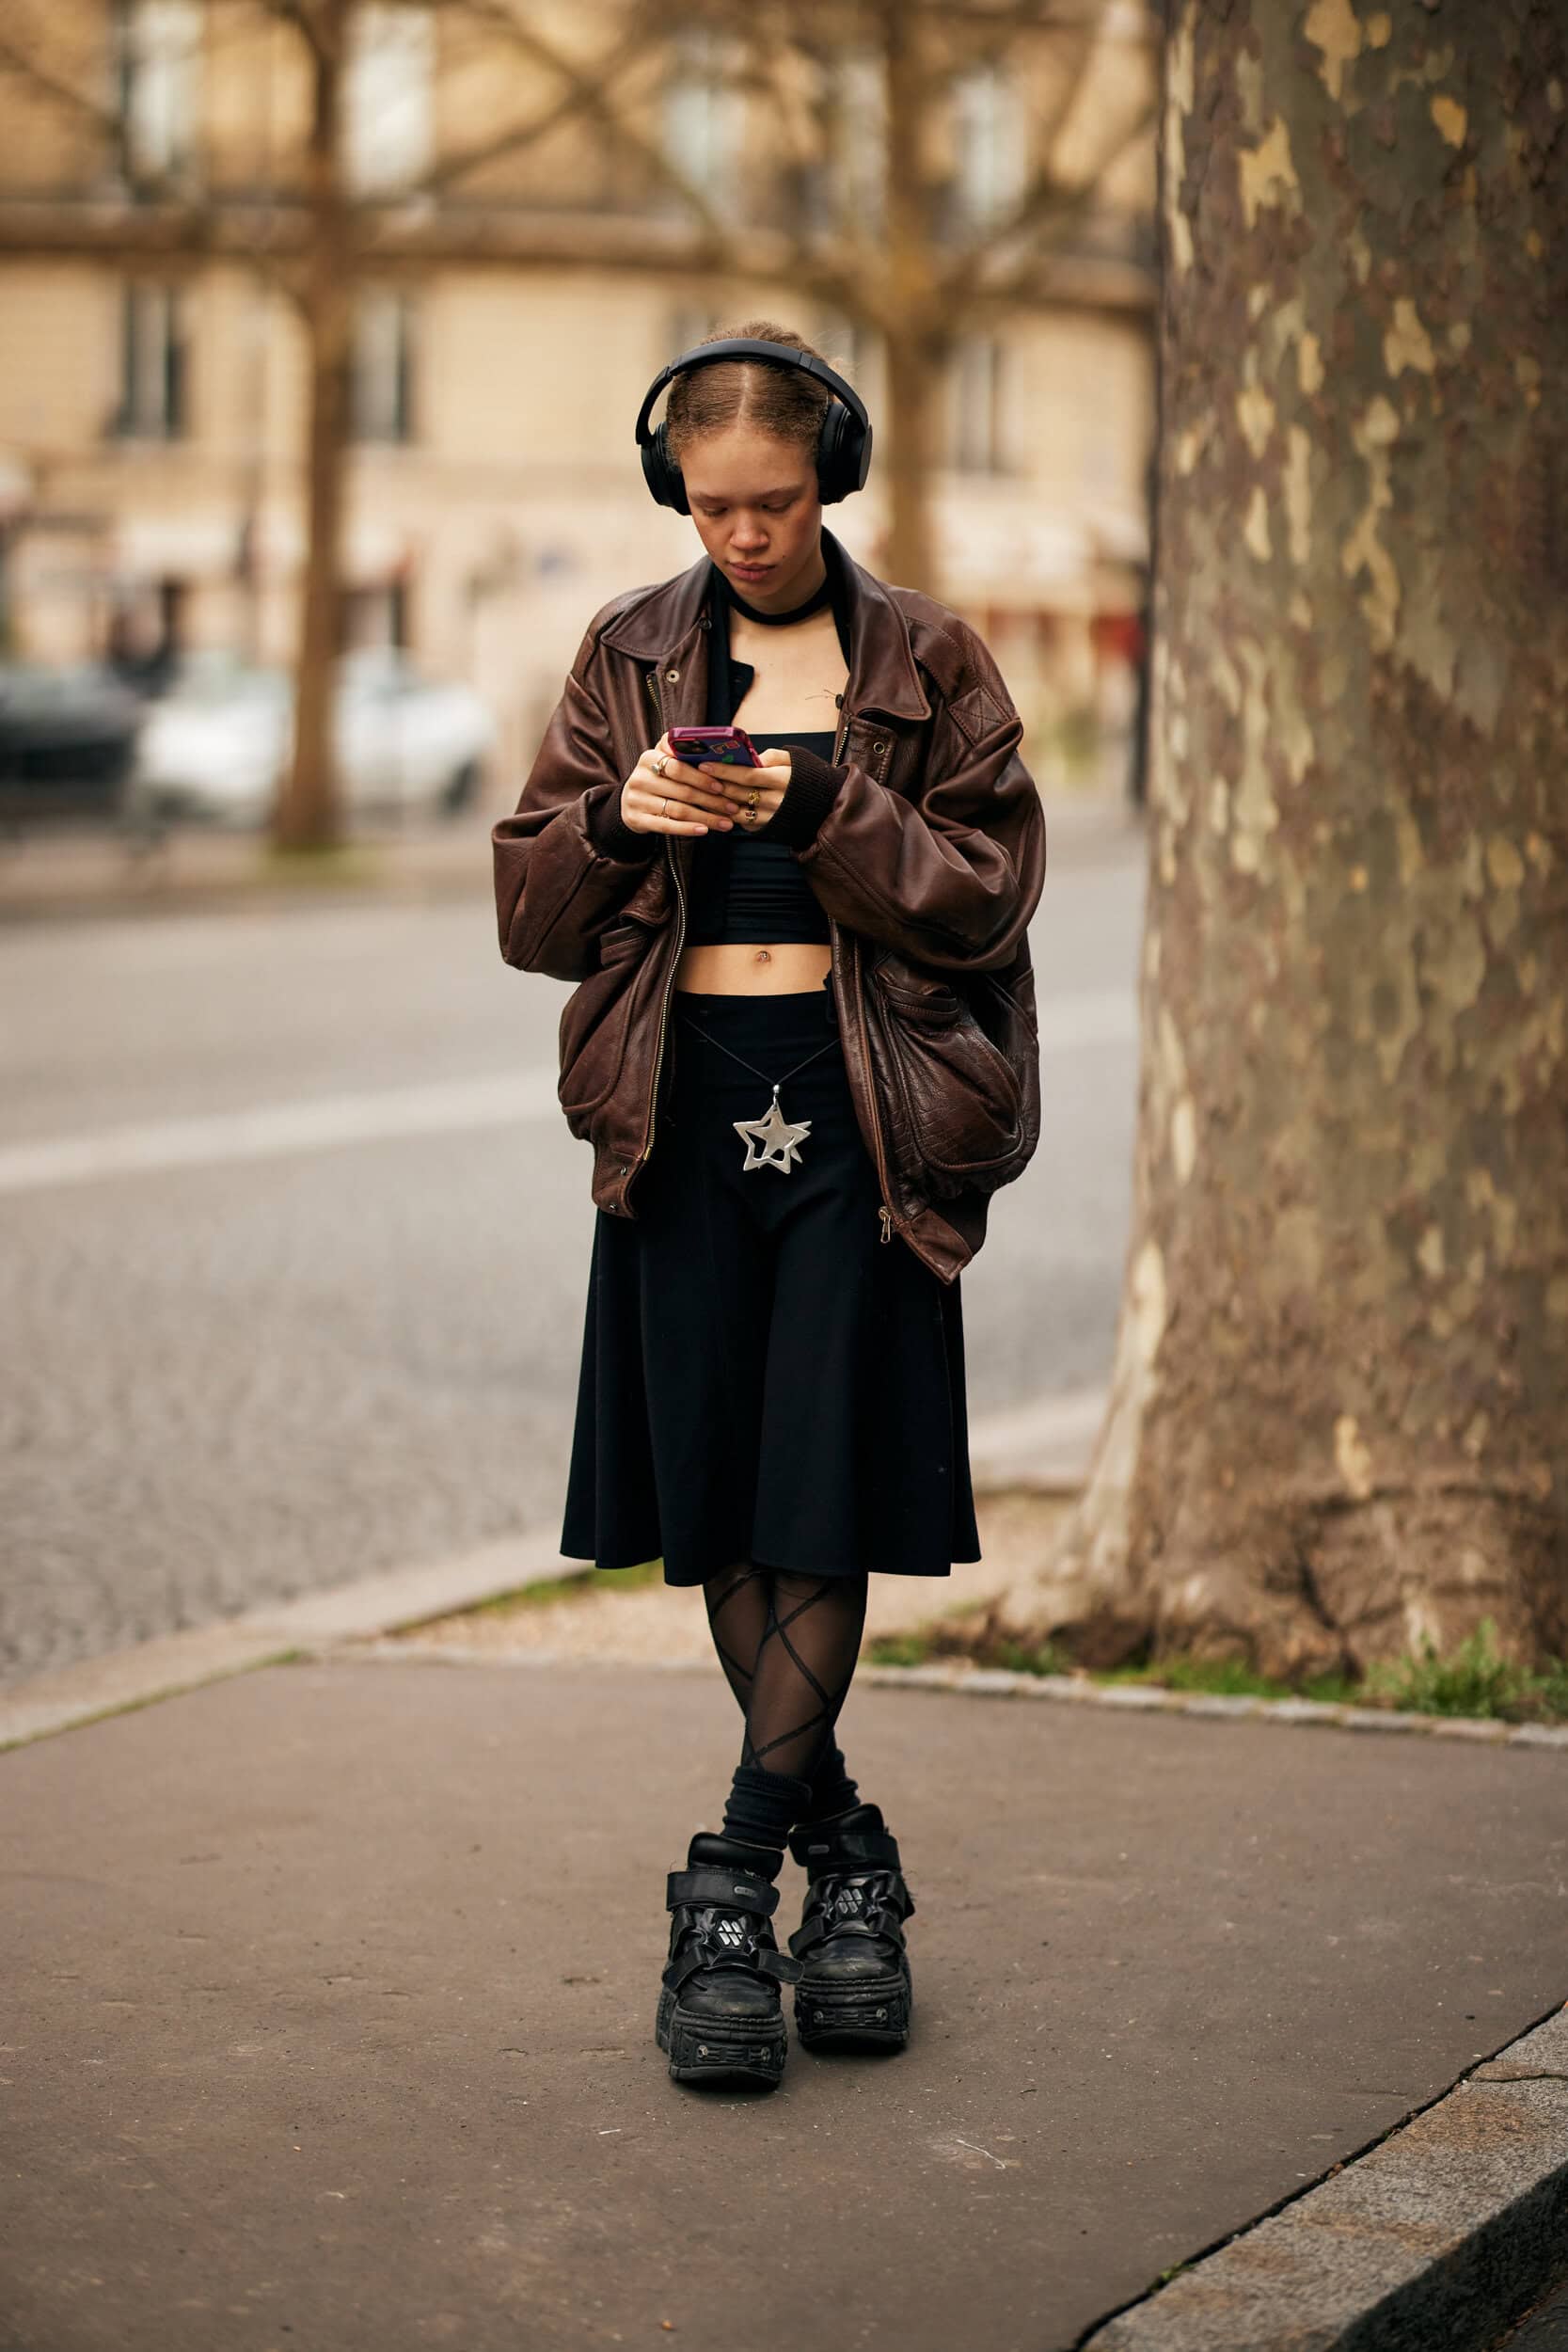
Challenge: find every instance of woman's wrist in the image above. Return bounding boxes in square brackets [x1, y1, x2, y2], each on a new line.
[755, 745, 848, 850]
[586, 784, 660, 859]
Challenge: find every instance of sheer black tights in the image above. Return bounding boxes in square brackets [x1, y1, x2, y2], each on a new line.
[703, 1562, 868, 1800]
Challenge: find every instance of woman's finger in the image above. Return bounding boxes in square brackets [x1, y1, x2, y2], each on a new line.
[641, 758, 733, 816]
[627, 776, 731, 834]
[659, 754, 736, 793]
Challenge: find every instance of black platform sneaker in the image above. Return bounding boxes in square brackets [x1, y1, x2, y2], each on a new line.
[656, 1833, 803, 2090]
[786, 1803, 916, 2053]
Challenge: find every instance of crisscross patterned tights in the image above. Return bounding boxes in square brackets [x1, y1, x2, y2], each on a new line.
[702, 1562, 868, 1866]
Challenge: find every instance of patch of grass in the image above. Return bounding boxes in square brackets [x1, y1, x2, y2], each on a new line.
[1097, 1655, 1360, 1706]
[863, 1608, 1568, 1724]
[254, 842, 388, 889]
[865, 1634, 933, 1669]
[461, 1557, 666, 1618]
[1361, 1616, 1568, 1723]
[866, 1620, 1075, 1679]
[1535, 1658, 1568, 1719]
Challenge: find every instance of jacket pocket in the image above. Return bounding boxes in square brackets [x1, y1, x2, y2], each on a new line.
[865, 948, 1028, 1196]
[556, 912, 659, 1135]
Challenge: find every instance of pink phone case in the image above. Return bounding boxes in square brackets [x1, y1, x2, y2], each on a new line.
[668, 726, 761, 769]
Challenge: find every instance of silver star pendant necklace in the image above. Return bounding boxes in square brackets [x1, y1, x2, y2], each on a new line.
[674, 1012, 839, 1173]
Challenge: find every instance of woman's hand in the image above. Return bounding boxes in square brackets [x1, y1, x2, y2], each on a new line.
[698, 746, 793, 833]
[615, 734, 740, 835]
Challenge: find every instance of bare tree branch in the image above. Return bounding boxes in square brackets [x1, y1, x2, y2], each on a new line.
[413, 14, 657, 199]
[440, 0, 739, 253]
[958, 91, 1157, 310]
[0, 11, 115, 135]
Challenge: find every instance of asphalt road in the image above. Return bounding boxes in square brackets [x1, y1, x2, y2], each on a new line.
[0, 801, 1147, 1687]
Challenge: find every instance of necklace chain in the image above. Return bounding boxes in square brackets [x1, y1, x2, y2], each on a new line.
[675, 1011, 838, 1090]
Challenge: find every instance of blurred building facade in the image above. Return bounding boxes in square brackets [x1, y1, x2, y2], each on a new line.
[0, 1, 1156, 788]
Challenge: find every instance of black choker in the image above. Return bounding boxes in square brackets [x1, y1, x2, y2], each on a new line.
[720, 565, 833, 627]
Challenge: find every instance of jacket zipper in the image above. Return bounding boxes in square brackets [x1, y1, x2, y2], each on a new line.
[634, 665, 685, 1181]
[639, 847, 686, 1174]
[830, 703, 896, 1248]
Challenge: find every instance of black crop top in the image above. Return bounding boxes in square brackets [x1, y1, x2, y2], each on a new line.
[682, 547, 851, 948]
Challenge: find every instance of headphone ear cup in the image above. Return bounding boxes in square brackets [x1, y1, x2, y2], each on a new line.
[816, 403, 870, 505]
[642, 420, 689, 514]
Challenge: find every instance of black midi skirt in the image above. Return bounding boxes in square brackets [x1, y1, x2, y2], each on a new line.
[559, 976, 982, 1587]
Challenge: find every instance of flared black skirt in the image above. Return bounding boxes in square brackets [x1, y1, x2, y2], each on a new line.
[560, 977, 982, 1586]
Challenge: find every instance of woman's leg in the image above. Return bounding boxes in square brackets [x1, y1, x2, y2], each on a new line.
[702, 1563, 864, 1826]
[701, 1564, 870, 1861]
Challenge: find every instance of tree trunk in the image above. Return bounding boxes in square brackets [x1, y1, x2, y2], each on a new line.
[1017, 0, 1568, 1678]
[881, 318, 944, 593]
[276, 0, 350, 854]
[878, 0, 940, 594]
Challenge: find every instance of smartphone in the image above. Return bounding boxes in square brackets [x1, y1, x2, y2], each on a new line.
[668, 724, 761, 769]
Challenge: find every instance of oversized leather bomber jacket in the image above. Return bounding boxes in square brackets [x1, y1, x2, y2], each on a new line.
[491, 525, 1047, 1285]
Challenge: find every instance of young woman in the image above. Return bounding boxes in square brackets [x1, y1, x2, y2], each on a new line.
[492, 321, 1045, 2092]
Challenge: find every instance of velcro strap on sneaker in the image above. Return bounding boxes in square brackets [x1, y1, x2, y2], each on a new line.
[788, 1823, 902, 1874]
[666, 1866, 779, 1916]
[758, 1947, 803, 1985]
[662, 1949, 722, 1994]
[791, 1870, 915, 1950]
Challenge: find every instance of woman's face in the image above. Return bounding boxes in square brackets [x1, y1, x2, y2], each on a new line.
[679, 422, 824, 609]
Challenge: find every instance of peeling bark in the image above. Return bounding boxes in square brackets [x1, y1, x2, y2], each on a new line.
[1019, 0, 1568, 1677]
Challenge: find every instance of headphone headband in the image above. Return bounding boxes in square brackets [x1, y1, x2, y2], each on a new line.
[634, 338, 873, 513]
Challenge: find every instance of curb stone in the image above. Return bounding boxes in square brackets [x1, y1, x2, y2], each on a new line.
[0, 1383, 1099, 1750]
[299, 1639, 1568, 1753]
[8, 1592, 1568, 1754]
[1075, 2004, 1568, 2352]
[0, 1522, 575, 1750]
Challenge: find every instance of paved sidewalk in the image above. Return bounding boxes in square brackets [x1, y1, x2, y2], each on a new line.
[0, 810, 499, 922]
[3, 1650, 1565, 2351]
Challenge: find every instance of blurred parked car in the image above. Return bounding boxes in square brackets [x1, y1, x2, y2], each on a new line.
[131, 647, 495, 828]
[0, 661, 144, 828]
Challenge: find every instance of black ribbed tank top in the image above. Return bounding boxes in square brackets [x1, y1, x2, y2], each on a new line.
[682, 549, 849, 948]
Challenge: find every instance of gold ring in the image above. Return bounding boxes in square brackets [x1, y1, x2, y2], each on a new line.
[653, 754, 669, 777]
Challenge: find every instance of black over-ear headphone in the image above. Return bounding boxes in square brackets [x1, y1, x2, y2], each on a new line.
[634, 338, 873, 515]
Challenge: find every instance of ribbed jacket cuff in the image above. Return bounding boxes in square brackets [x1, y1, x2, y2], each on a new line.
[584, 785, 660, 860]
[759, 744, 848, 850]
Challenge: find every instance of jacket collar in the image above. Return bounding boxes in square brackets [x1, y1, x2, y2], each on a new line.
[599, 524, 931, 722]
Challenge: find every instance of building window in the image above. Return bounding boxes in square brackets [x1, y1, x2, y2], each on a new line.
[117, 0, 203, 183]
[949, 334, 1007, 474]
[662, 26, 745, 202]
[345, 4, 435, 197]
[351, 289, 416, 443]
[951, 60, 1027, 234]
[114, 283, 189, 438]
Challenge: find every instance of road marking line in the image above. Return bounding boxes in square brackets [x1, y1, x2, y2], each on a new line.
[0, 992, 1135, 1195]
[0, 1073, 562, 1195]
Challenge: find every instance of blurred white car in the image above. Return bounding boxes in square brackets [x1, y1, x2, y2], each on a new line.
[132, 648, 494, 828]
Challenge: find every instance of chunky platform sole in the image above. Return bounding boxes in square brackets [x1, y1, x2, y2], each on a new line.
[655, 1986, 787, 2087]
[794, 1974, 911, 2053]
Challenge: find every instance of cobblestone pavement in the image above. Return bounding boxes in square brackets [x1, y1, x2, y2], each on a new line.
[0, 799, 1145, 1687]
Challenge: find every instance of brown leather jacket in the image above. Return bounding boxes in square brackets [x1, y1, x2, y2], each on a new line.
[491, 527, 1047, 1284]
